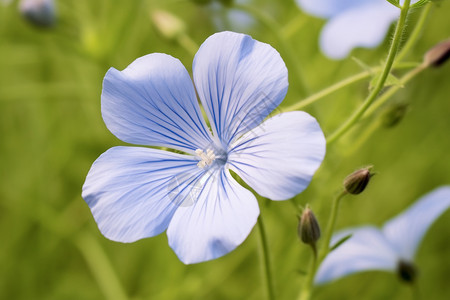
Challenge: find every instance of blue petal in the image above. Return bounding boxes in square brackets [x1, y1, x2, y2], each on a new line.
[319, 1, 399, 59]
[102, 53, 212, 153]
[296, 0, 374, 18]
[193, 31, 288, 146]
[315, 227, 398, 285]
[382, 186, 450, 261]
[82, 146, 204, 243]
[167, 169, 259, 264]
[228, 112, 325, 201]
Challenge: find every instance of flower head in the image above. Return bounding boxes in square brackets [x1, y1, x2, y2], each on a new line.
[295, 0, 419, 59]
[315, 186, 450, 284]
[82, 31, 326, 264]
[19, 0, 56, 27]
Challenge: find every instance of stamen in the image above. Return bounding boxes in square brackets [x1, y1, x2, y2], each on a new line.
[195, 148, 216, 169]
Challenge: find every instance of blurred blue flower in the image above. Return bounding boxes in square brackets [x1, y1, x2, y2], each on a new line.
[296, 0, 418, 59]
[19, 0, 56, 27]
[315, 186, 450, 284]
[82, 31, 326, 264]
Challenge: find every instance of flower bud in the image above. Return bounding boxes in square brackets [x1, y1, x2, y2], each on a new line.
[381, 103, 409, 128]
[19, 0, 56, 27]
[298, 206, 321, 246]
[424, 39, 450, 68]
[343, 166, 374, 195]
[150, 10, 186, 41]
[397, 260, 417, 284]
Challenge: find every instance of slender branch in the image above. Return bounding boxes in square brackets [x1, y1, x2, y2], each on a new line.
[396, 3, 432, 62]
[282, 62, 418, 112]
[298, 191, 347, 300]
[326, 0, 412, 145]
[258, 215, 276, 300]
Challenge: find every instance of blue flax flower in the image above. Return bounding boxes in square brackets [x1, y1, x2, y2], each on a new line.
[315, 186, 450, 284]
[295, 0, 418, 59]
[82, 31, 326, 264]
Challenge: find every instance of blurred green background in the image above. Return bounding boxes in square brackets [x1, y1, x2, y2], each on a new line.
[1, 0, 450, 299]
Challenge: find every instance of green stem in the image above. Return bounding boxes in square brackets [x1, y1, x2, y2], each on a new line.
[75, 233, 129, 300]
[282, 62, 418, 112]
[396, 3, 432, 62]
[234, 4, 310, 96]
[326, 0, 412, 145]
[298, 191, 347, 300]
[176, 34, 199, 56]
[258, 216, 276, 300]
[363, 63, 426, 118]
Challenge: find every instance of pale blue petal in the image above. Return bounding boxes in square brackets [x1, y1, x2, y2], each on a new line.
[193, 31, 288, 146]
[102, 53, 212, 153]
[320, 1, 399, 59]
[167, 169, 259, 264]
[315, 226, 398, 285]
[296, 0, 376, 18]
[382, 186, 450, 261]
[82, 146, 204, 243]
[228, 112, 325, 201]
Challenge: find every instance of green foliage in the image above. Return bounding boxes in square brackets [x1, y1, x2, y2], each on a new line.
[1, 0, 450, 299]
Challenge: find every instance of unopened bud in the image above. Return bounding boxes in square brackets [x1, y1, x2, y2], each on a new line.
[19, 0, 56, 27]
[151, 10, 186, 41]
[343, 166, 374, 195]
[298, 206, 321, 246]
[381, 103, 409, 128]
[397, 260, 417, 284]
[424, 39, 450, 68]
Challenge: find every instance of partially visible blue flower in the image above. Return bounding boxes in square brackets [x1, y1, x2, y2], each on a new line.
[315, 186, 450, 284]
[295, 0, 419, 59]
[19, 0, 56, 27]
[82, 31, 326, 264]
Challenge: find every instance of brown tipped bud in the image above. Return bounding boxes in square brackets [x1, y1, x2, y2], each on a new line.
[397, 260, 417, 284]
[343, 166, 374, 195]
[298, 206, 321, 246]
[150, 10, 186, 41]
[424, 39, 450, 68]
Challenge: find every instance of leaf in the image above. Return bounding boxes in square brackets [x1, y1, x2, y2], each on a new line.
[330, 234, 352, 252]
[369, 72, 404, 90]
[385, 0, 401, 8]
[411, 0, 430, 8]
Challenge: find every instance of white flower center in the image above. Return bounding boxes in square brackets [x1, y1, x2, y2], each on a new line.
[195, 148, 216, 169]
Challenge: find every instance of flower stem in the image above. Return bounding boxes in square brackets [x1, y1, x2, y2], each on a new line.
[176, 33, 199, 57]
[326, 0, 412, 145]
[298, 191, 347, 300]
[363, 63, 426, 118]
[234, 4, 310, 96]
[282, 62, 417, 112]
[396, 3, 432, 63]
[75, 233, 129, 300]
[257, 215, 276, 300]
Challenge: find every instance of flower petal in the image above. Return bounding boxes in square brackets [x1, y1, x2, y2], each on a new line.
[167, 169, 259, 264]
[315, 226, 398, 285]
[102, 53, 212, 153]
[193, 31, 288, 146]
[319, 1, 399, 59]
[82, 146, 205, 243]
[296, 0, 372, 18]
[228, 112, 325, 201]
[382, 186, 450, 261]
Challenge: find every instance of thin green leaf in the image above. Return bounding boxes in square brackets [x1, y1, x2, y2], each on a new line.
[369, 72, 404, 90]
[330, 234, 352, 252]
[385, 0, 401, 8]
[411, 0, 430, 8]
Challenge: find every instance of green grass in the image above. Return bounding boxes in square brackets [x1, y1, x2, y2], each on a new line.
[1, 0, 450, 299]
